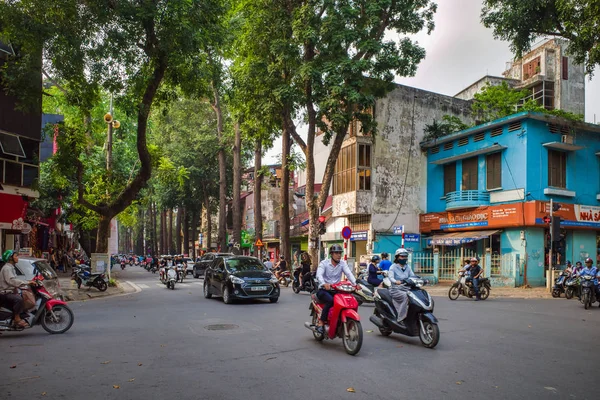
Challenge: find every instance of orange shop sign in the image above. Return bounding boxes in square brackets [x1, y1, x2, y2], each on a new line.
[420, 204, 525, 233]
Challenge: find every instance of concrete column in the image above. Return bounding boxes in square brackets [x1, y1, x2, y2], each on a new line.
[485, 247, 492, 277]
[433, 247, 440, 284]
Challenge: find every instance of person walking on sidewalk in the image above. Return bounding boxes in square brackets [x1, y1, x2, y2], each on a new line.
[468, 257, 483, 301]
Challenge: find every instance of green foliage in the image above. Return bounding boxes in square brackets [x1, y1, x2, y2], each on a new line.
[482, 0, 600, 75]
[108, 279, 117, 288]
[471, 82, 528, 122]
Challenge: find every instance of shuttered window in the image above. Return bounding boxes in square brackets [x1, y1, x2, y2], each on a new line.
[548, 150, 566, 188]
[444, 163, 456, 196]
[461, 157, 478, 191]
[486, 152, 502, 190]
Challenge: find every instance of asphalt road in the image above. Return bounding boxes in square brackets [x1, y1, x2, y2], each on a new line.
[1, 267, 599, 400]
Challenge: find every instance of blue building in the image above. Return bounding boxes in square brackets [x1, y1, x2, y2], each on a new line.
[419, 112, 600, 287]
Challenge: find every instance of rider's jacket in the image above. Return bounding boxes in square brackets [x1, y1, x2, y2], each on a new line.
[316, 258, 356, 289]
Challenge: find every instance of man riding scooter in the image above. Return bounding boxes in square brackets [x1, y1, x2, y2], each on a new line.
[315, 244, 359, 335]
[0, 250, 32, 328]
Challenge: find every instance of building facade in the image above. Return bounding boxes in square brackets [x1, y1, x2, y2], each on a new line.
[420, 112, 600, 287]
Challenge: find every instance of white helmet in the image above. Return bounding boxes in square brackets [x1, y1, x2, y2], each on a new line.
[395, 248, 409, 257]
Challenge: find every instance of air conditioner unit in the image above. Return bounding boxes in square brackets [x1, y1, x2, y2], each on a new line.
[561, 135, 574, 144]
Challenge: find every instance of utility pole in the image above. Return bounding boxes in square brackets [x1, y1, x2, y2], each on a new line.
[548, 198, 554, 290]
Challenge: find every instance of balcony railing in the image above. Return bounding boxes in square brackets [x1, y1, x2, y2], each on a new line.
[445, 190, 490, 210]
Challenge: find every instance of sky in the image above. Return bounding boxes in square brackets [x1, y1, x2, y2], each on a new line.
[263, 0, 600, 164]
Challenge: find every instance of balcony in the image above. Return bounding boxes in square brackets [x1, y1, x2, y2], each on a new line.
[445, 190, 490, 211]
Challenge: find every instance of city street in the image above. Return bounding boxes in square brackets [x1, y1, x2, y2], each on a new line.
[1, 267, 598, 400]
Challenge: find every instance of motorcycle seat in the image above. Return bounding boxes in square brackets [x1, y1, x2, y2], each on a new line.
[311, 293, 323, 304]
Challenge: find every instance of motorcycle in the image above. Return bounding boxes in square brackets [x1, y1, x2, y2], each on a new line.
[552, 270, 570, 298]
[120, 261, 126, 270]
[448, 272, 491, 300]
[292, 269, 317, 294]
[0, 274, 74, 334]
[304, 281, 363, 355]
[369, 276, 439, 348]
[565, 276, 581, 300]
[71, 266, 108, 292]
[580, 275, 598, 309]
[160, 266, 177, 290]
[354, 271, 392, 305]
[176, 264, 186, 282]
[278, 270, 291, 287]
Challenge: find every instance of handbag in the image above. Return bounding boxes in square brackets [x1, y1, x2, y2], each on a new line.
[20, 288, 36, 310]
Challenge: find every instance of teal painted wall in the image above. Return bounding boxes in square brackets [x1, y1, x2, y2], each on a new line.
[524, 227, 546, 286]
[571, 230, 596, 263]
[374, 234, 421, 254]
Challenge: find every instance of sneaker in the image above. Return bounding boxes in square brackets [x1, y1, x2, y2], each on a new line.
[315, 325, 324, 335]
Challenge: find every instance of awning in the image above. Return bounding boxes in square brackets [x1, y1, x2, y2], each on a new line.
[428, 229, 500, 246]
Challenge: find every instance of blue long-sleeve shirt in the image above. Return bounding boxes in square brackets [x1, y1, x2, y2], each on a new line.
[316, 258, 356, 288]
[387, 263, 416, 284]
[579, 266, 599, 284]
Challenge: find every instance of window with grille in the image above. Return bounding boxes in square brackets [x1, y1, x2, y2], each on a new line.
[461, 157, 478, 191]
[548, 150, 566, 188]
[458, 137, 469, 147]
[333, 144, 356, 195]
[443, 142, 454, 150]
[430, 146, 440, 154]
[444, 162, 456, 195]
[508, 121, 521, 132]
[491, 126, 503, 137]
[474, 132, 485, 142]
[486, 152, 502, 190]
[358, 144, 371, 190]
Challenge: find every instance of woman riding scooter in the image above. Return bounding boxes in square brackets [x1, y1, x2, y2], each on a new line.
[367, 255, 383, 287]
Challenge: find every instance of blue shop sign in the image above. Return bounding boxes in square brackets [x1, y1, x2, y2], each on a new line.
[403, 234, 420, 243]
[350, 231, 368, 241]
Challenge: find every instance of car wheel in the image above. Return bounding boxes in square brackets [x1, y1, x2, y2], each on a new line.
[203, 280, 212, 299]
[269, 297, 279, 303]
[223, 286, 233, 304]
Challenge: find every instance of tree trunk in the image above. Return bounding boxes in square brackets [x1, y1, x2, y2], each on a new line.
[232, 122, 242, 248]
[203, 196, 212, 251]
[168, 209, 174, 255]
[150, 201, 157, 256]
[136, 207, 144, 254]
[183, 207, 189, 256]
[95, 214, 112, 253]
[190, 209, 196, 259]
[254, 139, 263, 259]
[160, 209, 166, 255]
[176, 207, 182, 254]
[280, 120, 291, 265]
[211, 83, 228, 252]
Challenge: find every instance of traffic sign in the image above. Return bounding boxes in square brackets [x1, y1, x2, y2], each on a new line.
[341, 226, 352, 240]
[255, 239, 264, 247]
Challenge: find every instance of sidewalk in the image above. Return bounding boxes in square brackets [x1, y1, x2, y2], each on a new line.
[57, 274, 138, 302]
[427, 282, 552, 299]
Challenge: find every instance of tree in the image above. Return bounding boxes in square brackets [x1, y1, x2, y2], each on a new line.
[233, 0, 436, 265]
[482, 0, 600, 75]
[0, 0, 223, 252]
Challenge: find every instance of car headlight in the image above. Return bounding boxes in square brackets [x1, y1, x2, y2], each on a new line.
[270, 277, 278, 284]
[230, 276, 244, 284]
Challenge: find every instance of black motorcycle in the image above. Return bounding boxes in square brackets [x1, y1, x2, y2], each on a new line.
[565, 276, 581, 299]
[580, 275, 599, 309]
[369, 276, 439, 348]
[292, 269, 317, 294]
[552, 270, 570, 298]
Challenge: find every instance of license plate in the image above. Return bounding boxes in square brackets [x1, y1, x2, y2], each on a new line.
[250, 286, 268, 291]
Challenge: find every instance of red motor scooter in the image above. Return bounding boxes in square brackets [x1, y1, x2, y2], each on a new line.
[304, 281, 363, 355]
[0, 274, 74, 334]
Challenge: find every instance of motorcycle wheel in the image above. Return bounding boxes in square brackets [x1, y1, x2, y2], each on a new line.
[279, 277, 289, 287]
[552, 289, 561, 298]
[583, 293, 590, 309]
[419, 320, 440, 349]
[203, 280, 212, 299]
[75, 277, 82, 289]
[311, 313, 324, 342]
[448, 285, 460, 300]
[223, 286, 233, 304]
[292, 280, 301, 294]
[342, 319, 363, 356]
[95, 279, 108, 292]
[170, 281, 175, 290]
[479, 287, 490, 300]
[565, 287, 574, 300]
[41, 305, 74, 334]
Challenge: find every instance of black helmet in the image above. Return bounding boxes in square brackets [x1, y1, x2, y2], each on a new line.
[381, 252, 389, 259]
[371, 255, 381, 263]
[329, 244, 343, 254]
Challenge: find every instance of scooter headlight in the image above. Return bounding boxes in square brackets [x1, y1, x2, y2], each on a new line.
[269, 277, 279, 284]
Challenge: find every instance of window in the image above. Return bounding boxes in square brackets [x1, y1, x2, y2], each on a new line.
[461, 157, 478, 191]
[562, 57, 568, 80]
[4, 161, 22, 186]
[444, 163, 456, 195]
[0, 133, 25, 158]
[333, 144, 357, 195]
[486, 152, 502, 190]
[357, 144, 371, 190]
[548, 150, 566, 188]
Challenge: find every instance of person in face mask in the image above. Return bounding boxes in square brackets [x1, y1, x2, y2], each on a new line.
[386, 248, 415, 328]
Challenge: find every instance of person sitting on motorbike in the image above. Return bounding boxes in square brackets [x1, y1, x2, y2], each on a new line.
[298, 252, 312, 289]
[467, 257, 483, 301]
[274, 256, 288, 280]
[460, 258, 472, 284]
[263, 257, 274, 270]
[0, 250, 31, 328]
[578, 258, 599, 296]
[379, 252, 392, 271]
[572, 261, 583, 276]
[367, 255, 383, 287]
[315, 244, 358, 334]
[387, 248, 416, 327]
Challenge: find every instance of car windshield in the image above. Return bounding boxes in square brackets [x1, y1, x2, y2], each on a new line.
[226, 258, 267, 273]
[33, 260, 57, 280]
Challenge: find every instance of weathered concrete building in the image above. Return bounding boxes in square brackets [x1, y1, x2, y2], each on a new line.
[331, 84, 474, 262]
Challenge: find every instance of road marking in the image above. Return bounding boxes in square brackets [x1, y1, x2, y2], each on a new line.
[137, 284, 150, 289]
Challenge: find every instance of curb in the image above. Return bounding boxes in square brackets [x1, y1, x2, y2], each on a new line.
[64, 280, 143, 303]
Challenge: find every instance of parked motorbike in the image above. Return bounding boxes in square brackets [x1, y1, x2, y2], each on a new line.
[71, 266, 108, 292]
[552, 270, 570, 298]
[448, 272, 491, 300]
[292, 269, 317, 294]
[160, 266, 177, 290]
[0, 274, 74, 334]
[580, 275, 598, 309]
[369, 276, 439, 348]
[278, 270, 291, 287]
[304, 281, 363, 355]
[565, 276, 581, 300]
